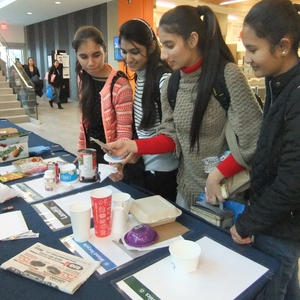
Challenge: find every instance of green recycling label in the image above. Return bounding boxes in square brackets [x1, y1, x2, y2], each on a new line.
[124, 276, 161, 300]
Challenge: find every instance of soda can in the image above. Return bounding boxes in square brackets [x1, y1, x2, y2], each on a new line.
[78, 148, 98, 182]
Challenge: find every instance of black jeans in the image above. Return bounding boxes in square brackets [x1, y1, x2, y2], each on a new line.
[123, 160, 178, 202]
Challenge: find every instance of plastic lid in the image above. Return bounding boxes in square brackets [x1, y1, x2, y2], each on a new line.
[129, 195, 182, 227]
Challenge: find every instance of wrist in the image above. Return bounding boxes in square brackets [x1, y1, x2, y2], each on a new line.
[128, 140, 138, 153]
[207, 168, 225, 184]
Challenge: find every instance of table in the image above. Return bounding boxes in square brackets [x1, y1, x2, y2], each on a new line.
[0, 119, 280, 299]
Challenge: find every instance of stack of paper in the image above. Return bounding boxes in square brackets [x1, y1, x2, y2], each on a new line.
[0, 210, 29, 241]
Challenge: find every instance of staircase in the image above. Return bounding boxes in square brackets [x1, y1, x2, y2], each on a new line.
[0, 73, 30, 123]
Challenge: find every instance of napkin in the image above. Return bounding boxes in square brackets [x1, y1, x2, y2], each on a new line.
[98, 163, 117, 182]
[0, 182, 23, 203]
[29, 146, 51, 156]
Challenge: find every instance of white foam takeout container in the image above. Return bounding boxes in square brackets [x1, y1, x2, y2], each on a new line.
[130, 195, 182, 227]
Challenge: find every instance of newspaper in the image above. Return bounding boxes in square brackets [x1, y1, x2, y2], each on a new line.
[0, 242, 100, 294]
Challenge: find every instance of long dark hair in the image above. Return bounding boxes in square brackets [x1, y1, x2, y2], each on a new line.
[72, 26, 107, 123]
[27, 57, 35, 66]
[119, 19, 171, 129]
[159, 5, 235, 151]
[244, 0, 300, 55]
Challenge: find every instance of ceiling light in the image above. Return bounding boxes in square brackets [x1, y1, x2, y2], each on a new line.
[0, 0, 16, 10]
[156, 1, 176, 9]
[55, 1, 61, 4]
[220, 0, 247, 5]
[27, 12, 32, 15]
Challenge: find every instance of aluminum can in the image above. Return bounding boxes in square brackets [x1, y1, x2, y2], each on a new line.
[78, 148, 98, 182]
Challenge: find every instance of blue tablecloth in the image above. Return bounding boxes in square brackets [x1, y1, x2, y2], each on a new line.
[0, 120, 280, 299]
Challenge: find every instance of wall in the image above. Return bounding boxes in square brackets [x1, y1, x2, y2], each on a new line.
[0, 25, 25, 43]
[117, 0, 154, 85]
[24, 4, 108, 100]
[107, 0, 119, 70]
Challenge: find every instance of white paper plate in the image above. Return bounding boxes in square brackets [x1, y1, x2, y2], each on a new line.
[104, 153, 124, 163]
[130, 195, 182, 227]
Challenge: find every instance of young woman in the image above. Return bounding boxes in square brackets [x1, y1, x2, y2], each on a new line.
[72, 26, 133, 164]
[107, 5, 262, 210]
[112, 18, 178, 202]
[48, 60, 63, 109]
[229, 1, 300, 299]
[23, 57, 43, 98]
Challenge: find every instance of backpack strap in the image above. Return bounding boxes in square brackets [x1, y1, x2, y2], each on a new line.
[110, 70, 128, 100]
[166, 61, 233, 112]
[154, 65, 173, 121]
[213, 60, 231, 112]
[167, 70, 181, 110]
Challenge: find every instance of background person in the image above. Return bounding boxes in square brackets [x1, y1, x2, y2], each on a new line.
[48, 59, 63, 109]
[107, 5, 262, 210]
[111, 18, 178, 202]
[72, 26, 133, 164]
[23, 57, 43, 98]
[229, 1, 300, 299]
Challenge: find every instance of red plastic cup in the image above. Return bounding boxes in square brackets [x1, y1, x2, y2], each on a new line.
[90, 187, 113, 237]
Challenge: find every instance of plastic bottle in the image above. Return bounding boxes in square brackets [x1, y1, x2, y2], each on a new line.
[44, 169, 56, 191]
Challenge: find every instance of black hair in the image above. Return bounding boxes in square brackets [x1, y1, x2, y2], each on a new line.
[159, 5, 235, 151]
[119, 19, 172, 129]
[72, 26, 107, 123]
[244, 0, 300, 55]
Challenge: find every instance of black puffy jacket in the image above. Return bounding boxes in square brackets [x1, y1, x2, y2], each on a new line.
[236, 61, 300, 241]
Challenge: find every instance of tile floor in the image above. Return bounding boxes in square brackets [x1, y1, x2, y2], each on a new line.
[21, 95, 80, 155]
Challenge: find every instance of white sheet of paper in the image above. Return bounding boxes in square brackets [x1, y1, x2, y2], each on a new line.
[0, 210, 29, 240]
[116, 236, 269, 300]
[11, 175, 94, 203]
[32, 185, 122, 231]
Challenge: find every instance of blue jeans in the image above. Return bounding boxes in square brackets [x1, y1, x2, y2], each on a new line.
[53, 86, 60, 104]
[254, 233, 300, 300]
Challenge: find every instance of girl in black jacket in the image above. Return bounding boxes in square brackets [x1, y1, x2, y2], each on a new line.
[23, 57, 43, 98]
[48, 60, 63, 109]
[230, 1, 300, 299]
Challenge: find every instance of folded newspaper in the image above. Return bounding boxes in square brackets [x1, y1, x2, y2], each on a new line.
[0, 242, 100, 294]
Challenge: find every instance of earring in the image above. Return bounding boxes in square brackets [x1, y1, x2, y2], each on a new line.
[282, 51, 286, 55]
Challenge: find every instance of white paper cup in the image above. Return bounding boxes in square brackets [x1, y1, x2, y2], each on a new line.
[111, 206, 127, 234]
[169, 240, 201, 275]
[69, 202, 91, 243]
[112, 192, 131, 220]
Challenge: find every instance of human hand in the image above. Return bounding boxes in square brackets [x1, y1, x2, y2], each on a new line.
[109, 163, 124, 182]
[123, 153, 141, 164]
[108, 153, 141, 182]
[205, 168, 225, 205]
[106, 140, 138, 158]
[230, 225, 252, 244]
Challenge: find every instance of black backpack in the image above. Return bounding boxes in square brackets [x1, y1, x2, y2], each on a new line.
[154, 65, 173, 121]
[133, 65, 172, 122]
[167, 60, 263, 112]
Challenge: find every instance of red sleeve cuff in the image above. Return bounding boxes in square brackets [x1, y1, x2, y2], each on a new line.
[135, 134, 176, 155]
[217, 153, 245, 178]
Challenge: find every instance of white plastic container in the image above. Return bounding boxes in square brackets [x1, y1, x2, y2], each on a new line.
[44, 169, 56, 191]
[129, 195, 182, 227]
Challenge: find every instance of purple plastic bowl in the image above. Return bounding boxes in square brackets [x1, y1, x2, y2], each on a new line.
[124, 224, 158, 247]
